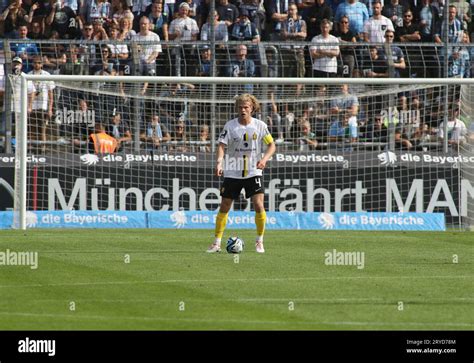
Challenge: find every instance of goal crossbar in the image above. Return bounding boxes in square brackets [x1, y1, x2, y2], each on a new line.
[20, 75, 474, 85]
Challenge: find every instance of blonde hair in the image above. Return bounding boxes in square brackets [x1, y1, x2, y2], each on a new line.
[235, 94, 260, 114]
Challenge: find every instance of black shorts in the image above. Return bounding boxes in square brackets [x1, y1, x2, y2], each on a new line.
[220, 176, 264, 200]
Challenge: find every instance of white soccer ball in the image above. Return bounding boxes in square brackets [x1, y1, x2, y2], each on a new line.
[226, 236, 244, 254]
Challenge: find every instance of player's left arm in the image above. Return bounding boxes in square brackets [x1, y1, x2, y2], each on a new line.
[257, 128, 276, 169]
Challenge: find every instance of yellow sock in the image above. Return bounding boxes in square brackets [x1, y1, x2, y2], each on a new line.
[214, 211, 229, 240]
[255, 210, 266, 238]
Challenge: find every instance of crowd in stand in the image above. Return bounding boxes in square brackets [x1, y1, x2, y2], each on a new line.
[0, 0, 473, 153]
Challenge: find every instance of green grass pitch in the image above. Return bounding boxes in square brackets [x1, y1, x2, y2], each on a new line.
[0, 229, 472, 330]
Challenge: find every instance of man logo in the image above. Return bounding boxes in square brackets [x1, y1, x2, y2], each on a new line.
[80, 154, 100, 166]
[25, 212, 38, 228]
[171, 210, 187, 228]
[318, 212, 335, 230]
[378, 151, 397, 166]
[253, 133, 257, 140]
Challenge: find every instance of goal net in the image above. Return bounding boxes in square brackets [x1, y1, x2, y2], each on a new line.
[8, 75, 474, 230]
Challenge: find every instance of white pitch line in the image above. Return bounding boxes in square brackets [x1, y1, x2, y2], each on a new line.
[0, 311, 471, 328]
[0, 275, 472, 289]
[3, 297, 473, 303]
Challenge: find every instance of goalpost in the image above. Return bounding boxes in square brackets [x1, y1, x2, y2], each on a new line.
[10, 75, 474, 230]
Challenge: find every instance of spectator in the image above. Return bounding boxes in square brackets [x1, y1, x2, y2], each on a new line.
[418, 0, 441, 42]
[64, 0, 80, 13]
[334, 0, 369, 39]
[330, 83, 359, 117]
[281, 2, 307, 88]
[91, 45, 118, 75]
[28, 19, 44, 39]
[110, 0, 132, 25]
[169, 2, 199, 40]
[132, 0, 151, 25]
[230, 9, 260, 42]
[91, 17, 108, 40]
[168, 2, 199, 76]
[10, 57, 36, 145]
[307, 85, 332, 140]
[309, 19, 340, 77]
[306, 0, 333, 40]
[264, 93, 284, 142]
[412, 122, 435, 150]
[165, 0, 177, 19]
[394, 125, 414, 149]
[239, 0, 263, 34]
[225, 44, 256, 93]
[70, 98, 94, 150]
[10, 22, 39, 72]
[437, 105, 468, 149]
[447, 32, 471, 78]
[133, 16, 162, 75]
[264, 0, 289, 40]
[46, 0, 81, 39]
[107, 112, 131, 151]
[29, 0, 51, 24]
[132, 16, 161, 95]
[28, 56, 55, 152]
[195, 45, 212, 76]
[197, 124, 211, 152]
[382, 0, 406, 29]
[362, 0, 394, 43]
[174, 0, 199, 19]
[81, 0, 109, 24]
[328, 111, 358, 146]
[216, 0, 239, 29]
[358, 46, 388, 78]
[382, 29, 405, 77]
[451, 0, 471, 31]
[200, 10, 228, 42]
[77, 22, 97, 71]
[89, 123, 118, 154]
[395, 9, 421, 77]
[170, 120, 188, 152]
[107, 24, 130, 72]
[395, 9, 421, 42]
[118, 14, 136, 40]
[0, 0, 30, 37]
[59, 44, 89, 75]
[297, 120, 318, 150]
[363, 113, 388, 144]
[194, 0, 210, 28]
[148, 1, 169, 41]
[435, 5, 464, 44]
[332, 15, 357, 77]
[141, 114, 171, 151]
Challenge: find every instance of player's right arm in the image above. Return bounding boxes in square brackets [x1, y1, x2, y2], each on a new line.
[215, 142, 225, 176]
[216, 124, 230, 176]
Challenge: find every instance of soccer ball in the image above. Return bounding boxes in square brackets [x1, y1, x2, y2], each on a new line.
[226, 236, 244, 254]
